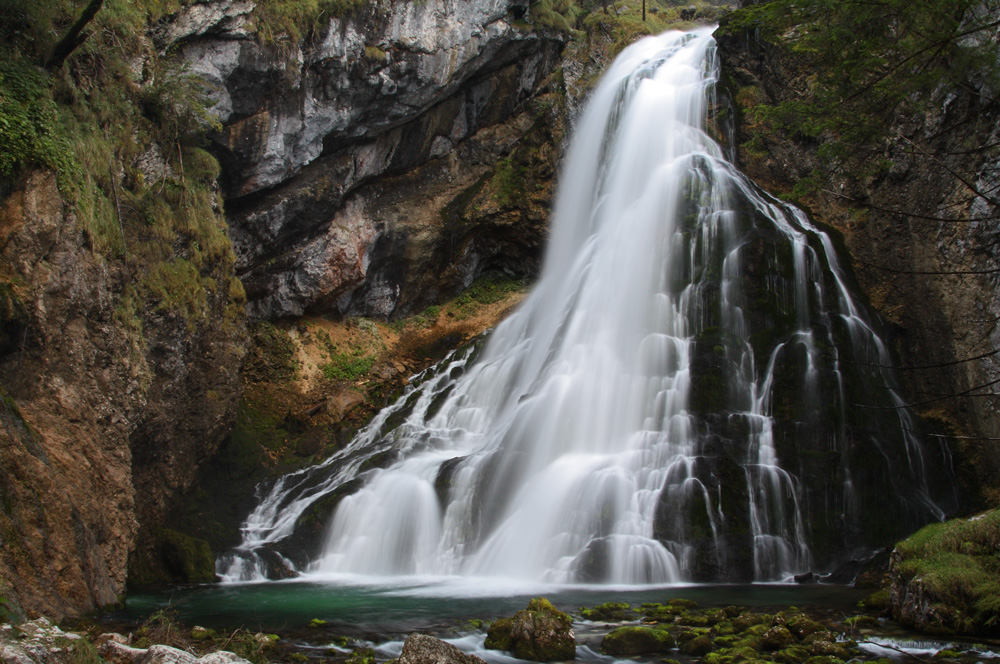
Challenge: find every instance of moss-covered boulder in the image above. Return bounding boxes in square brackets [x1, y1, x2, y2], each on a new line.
[484, 598, 575, 661]
[888, 509, 1000, 636]
[785, 615, 825, 639]
[760, 625, 795, 651]
[600, 626, 674, 655]
[580, 602, 635, 622]
[680, 634, 713, 656]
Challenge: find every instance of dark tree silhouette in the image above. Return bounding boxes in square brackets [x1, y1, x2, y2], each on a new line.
[45, 0, 104, 70]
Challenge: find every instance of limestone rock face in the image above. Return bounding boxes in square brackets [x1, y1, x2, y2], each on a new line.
[165, 0, 566, 321]
[0, 171, 245, 618]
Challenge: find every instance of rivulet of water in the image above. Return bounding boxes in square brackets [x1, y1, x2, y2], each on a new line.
[218, 27, 952, 586]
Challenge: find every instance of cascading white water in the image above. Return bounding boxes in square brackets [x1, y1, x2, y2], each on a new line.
[218, 27, 950, 585]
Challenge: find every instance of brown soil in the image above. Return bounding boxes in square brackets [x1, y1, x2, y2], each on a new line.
[246, 288, 528, 458]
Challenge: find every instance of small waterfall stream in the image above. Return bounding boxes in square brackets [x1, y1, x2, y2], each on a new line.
[219, 27, 952, 585]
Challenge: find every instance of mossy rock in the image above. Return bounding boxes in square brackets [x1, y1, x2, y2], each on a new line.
[668, 598, 699, 609]
[890, 509, 1000, 636]
[809, 640, 852, 659]
[785, 615, 824, 639]
[157, 528, 216, 583]
[733, 612, 772, 632]
[711, 620, 737, 636]
[190, 626, 216, 641]
[580, 601, 635, 622]
[801, 631, 836, 645]
[773, 645, 813, 664]
[486, 598, 575, 661]
[601, 626, 674, 655]
[761, 626, 795, 651]
[802, 657, 846, 664]
[704, 646, 770, 664]
[680, 634, 713, 656]
[843, 615, 880, 630]
[485, 617, 514, 650]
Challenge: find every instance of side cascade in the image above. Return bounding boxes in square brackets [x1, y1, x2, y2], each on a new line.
[218, 27, 955, 585]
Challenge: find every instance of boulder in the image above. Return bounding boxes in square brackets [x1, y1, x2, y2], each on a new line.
[485, 598, 575, 661]
[396, 633, 486, 664]
[600, 626, 674, 655]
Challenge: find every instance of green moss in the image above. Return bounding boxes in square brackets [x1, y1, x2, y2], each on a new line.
[892, 509, 1000, 634]
[486, 598, 575, 661]
[363, 45, 387, 62]
[244, 322, 297, 383]
[580, 601, 635, 621]
[601, 626, 674, 655]
[485, 616, 514, 650]
[253, 0, 368, 44]
[142, 259, 210, 326]
[681, 634, 714, 656]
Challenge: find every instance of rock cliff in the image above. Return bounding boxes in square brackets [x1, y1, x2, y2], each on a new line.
[175, 0, 566, 321]
[0, 0, 574, 618]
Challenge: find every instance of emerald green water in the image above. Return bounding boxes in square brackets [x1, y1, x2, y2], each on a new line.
[113, 580, 867, 636]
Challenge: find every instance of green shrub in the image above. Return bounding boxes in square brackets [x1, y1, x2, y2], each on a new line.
[322, 351, 374, 381]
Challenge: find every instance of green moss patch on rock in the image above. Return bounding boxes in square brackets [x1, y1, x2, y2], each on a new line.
[485, 597, 575, 661]
[888, 508, 1000, 636]
[579, 601, 635, 622]
[601, 625, 674, 655]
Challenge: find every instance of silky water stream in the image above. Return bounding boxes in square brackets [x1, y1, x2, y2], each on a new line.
[125, 26, 964, 657]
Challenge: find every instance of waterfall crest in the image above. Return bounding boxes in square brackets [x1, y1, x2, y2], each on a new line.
[219, 28, 952, 585]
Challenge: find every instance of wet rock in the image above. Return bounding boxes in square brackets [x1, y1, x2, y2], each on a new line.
[397, 633, 486, 664]
[485, 598, 575, 661]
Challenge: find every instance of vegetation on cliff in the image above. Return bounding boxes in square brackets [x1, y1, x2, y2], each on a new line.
[720, 0, 1000, 199]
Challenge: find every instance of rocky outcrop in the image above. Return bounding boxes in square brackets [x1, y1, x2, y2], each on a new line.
[0, 173, 140, 617]
[0, 618, 95, 664]
[886, 509, 1000, 635]
[169, 0, 567, 321]
[0, 164, 245, 616]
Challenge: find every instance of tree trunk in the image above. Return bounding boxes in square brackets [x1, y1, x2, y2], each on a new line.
[45, 0, 104, 70]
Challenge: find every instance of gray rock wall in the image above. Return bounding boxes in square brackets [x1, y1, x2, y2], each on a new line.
[167, 0, 566, 321]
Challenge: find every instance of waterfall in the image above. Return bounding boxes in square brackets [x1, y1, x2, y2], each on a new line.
[218, 27, 952, 585]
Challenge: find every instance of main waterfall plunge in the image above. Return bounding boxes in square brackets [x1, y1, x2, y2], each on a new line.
[220, 28, 953, 586]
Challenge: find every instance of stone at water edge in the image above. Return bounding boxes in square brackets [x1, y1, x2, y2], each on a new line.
[396, 633, 487, 664]
[484, 598, 576, 662]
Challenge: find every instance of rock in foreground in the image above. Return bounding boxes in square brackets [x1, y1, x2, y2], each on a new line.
[485, 598, 575, 661]
[396, 633, 486, 664]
